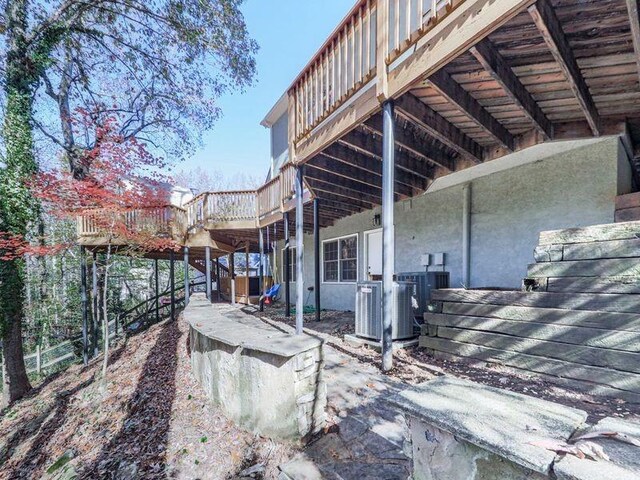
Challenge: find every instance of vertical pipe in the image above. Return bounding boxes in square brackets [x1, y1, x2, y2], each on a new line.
[205, 246, 212, 301]
[259, 228, 265, 311]
[154, 258, 160, 323]
[381, 100, 395, 372]
[462, 182, 472, 289]
[183, 247, 190, 306]
[170, 251, 175, 320]
[215, 257, 221, 301]
[295, 166, 305, 334]
[230, 253, 236, 305]
[284, 212, 291, 318]
[313, 197, 321, 322]
[80, 246, 89, 366]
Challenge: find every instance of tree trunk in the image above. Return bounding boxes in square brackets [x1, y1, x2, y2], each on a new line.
[0, 0, 39, 405]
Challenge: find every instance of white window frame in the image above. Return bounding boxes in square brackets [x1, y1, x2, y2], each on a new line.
[321, 233, 359, 284]
[281, 246, 297, 282]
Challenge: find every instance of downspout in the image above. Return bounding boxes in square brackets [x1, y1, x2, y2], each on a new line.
[462, 183, 472, 289]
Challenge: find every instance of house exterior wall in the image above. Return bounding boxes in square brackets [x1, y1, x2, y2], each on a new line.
[278, 136, 631, 312]
[270, 111, 289, 178]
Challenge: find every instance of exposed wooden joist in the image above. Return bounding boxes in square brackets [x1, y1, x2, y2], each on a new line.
[429, 69, 515, 151]
[322, 143, 428, 193]
[339, 129, 435, 181]
[627, 0, 640, 83]
[470, 38, 554, 141]
[304, 167, 386, 203]
[394, 94, 484, 163]
[528, 0, 600, 136]
[365, 114, 457, 170]
[304, 177, 381, 207]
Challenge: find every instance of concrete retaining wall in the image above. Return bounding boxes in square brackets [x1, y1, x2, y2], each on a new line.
[187, 295, 326, 441]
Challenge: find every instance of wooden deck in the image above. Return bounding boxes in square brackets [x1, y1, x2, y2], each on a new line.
[78, 0, 640, 252]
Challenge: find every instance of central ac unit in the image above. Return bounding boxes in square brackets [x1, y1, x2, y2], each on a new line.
[355, 281, 415, 341]
[395, 271, 450, 318]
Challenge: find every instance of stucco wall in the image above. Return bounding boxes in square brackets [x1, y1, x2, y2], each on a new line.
[279, 136, 630, 312]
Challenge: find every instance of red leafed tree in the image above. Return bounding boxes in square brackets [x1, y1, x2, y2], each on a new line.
[31, 110, 181, 389]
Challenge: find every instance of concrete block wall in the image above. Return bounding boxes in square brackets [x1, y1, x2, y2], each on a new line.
[278, 136, 633, 311]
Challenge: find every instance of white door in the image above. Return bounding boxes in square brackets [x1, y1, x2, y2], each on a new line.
[366, 230, 383, 277]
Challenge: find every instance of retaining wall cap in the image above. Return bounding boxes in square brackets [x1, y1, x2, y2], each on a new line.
[185, 300, 322, 358]
[389, 376, 588, 475]
[554, 417, 640, 480]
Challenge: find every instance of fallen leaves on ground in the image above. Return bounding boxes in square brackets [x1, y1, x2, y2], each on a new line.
[0, 316, 295, 479]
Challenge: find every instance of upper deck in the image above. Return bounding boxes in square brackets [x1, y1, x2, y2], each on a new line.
[78, 0, 640, 252]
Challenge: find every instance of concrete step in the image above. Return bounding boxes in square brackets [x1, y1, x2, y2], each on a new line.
[423, 312, 639, 354]
[420, 336, 640, 403]
[421, 322, 640, 374]
[431, 289, 640, 314]
[538, 221, 640, 246]
[434, 302, 640, 332]
[529, 276, 640, 294]
[527, 258, 640, 279]
[534, 237, 640, 262]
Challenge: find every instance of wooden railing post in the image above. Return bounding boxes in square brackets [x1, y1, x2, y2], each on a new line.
[376, 0, 389, 101]
[288, 90, 297, 163]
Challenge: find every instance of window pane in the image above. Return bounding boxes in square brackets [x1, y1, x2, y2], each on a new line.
[324, 260, 338, 282]
[324, 240, 338, 261]
[340, 237, 357, 260]
[341, 259, 357, 282]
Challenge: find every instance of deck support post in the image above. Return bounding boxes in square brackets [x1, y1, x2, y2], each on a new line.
[216, 257, 221, 301]
[245, 243, 250, 305]
[80, 246, 89, 366]
[184, 246, 190, 306]
[295, 166, 305, 335]
[284, 212, 291, 318]
[154, 258, 160, 323]
[462, 183, 472, 288]
[91, 252, 99, 357]
[205, 246, 212, 302]
[230, 253, 236, 305]
[259, 228, 265, 311]
[313, 197, 321, 322]
[381, 100, 395, 372]
[170, 251, 176, 320]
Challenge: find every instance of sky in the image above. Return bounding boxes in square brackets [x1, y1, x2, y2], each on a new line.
[180, 0, 353, 179]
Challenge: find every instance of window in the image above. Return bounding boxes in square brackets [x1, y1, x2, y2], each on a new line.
[323, 235, 358, 283]
[281, 246, 297, 282]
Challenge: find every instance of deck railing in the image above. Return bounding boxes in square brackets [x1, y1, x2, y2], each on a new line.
[289, 0, 467, 143]
[77, 205, 187, 240]
[291, 0, 378, 141]
[257, 176, 282, 218]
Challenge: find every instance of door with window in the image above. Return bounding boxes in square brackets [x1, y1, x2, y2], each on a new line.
[365, 229, 382, 280]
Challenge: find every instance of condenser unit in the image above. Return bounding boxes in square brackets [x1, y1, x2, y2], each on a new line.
[395, 271, 450, 318]
[355, 281, 415, 341]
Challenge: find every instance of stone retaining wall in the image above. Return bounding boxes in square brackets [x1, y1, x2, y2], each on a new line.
[391, 376, 640, 480]
[186, 295, 326, 441]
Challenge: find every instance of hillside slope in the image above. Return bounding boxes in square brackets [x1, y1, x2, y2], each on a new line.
[0, 316, 293, 479]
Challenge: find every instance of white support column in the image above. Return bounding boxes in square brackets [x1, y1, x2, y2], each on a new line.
[381, 100, 395, 372]
[462, 182, 472, 288]
[184, 247, 190, 306]
[295, 166, 305, 335]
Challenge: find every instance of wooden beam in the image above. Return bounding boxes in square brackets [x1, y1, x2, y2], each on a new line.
[470, 38, 554, 140]
[429, 69, 515, 151]
[528, 0, 600, 136]
[365, 114, 458, 170]
[393, 94, 484, 163]
[627, 0, 640, 83]
[339, 129, 435, 181]
[304, 167, 386, 203]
